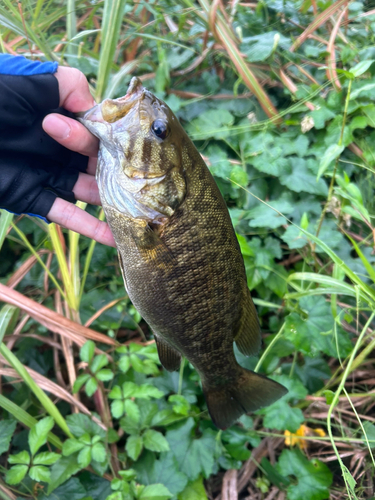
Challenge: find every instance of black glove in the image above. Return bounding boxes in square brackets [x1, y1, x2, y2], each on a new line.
[0, 55, 88, 222]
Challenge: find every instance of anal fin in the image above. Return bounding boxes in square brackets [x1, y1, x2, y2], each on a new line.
[154, 335, 181, 372]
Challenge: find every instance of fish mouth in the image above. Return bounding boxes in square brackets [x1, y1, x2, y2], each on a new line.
[76, 77, 144, 125]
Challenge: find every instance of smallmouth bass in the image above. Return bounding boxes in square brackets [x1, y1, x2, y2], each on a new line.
[79, 77, 287, 429]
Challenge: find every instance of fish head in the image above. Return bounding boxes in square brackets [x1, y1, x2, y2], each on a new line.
[78, 77, 186, 221]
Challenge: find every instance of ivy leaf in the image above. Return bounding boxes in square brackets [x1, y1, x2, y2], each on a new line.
[241, 31, 290, 62]
[29, 416, 55, 456]
[138, 484, 172, 500]
[259, 376, 307, 432]
[246, 198, 293, 229]
[5, 465, 28, 485]
[309, 107, 335, 129]
[293, 356, 331, 393]
[29, 465, 51, 483]
[80, 340, 95, 363]
[280, 158, 328, 196]
[284, 296, 352, 358]
[186, 109, 234, 140]
[0, 420, 16, 455]
[277, 449, 332, 500]
[126, 435, 143, 461]
[166, 418, 217, 481]
[33, 452, 61, 466]
[143, 430, 170, 453]
[134, 451, 188, 496]
[178, 476, 208, 500]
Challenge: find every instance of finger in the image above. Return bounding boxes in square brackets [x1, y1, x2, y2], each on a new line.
[73, 173, 101, 205]
[87, 157, 97, 176]
[47, 198, 116, 247]
[54, 66, 96, 112]
[42, 114, 99, 158]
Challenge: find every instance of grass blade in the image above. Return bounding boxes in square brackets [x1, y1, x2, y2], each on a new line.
[0, 210, 12, 252]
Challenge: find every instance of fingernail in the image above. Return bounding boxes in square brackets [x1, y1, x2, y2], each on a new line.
[43, 115, 71, 140]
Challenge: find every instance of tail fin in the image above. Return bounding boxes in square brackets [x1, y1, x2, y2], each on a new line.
[203, 368, 287, 430]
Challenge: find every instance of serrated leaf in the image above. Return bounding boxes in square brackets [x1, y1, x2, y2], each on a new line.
[166, 418, 217, 481]
[91, 443, 106, 463]
[73, 374, 91, 393]
[5, 465, 28, 485]
[111, 400, 126, 419]
[125, 399, 140, 422]
[47, 476, 87, 499]
[67, 413, 105, 438]
[178, 476, 208, 500]
[33, 452, 61, 466]
[277, 449, 332, 500]
[8, 450, 30, 465]
[47, 455, 82, 494]
[138, 483, 173, 500]
[186, 109, 234, 140]
[96, 369, 114, 381]
[143, 430, 170, 452]
[317, 144, 345, 180]
[62, 438, 85, 456]
[247, 199, 294, 229]
[109, 386, 122, 399]
[85, 377, 98, 397]
[118, 354, 131, 373]
[29, 416, 55, 456]
[126, 435, 143, 461]
[29, 465, 51, 483]
[80, 340, 96, 363]
[0, 420, 16, 455]
[78, 446, 92, 468]
[90, 354, 108, 374]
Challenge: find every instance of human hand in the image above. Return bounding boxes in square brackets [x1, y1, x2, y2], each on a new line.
[42, 67, 115, 247]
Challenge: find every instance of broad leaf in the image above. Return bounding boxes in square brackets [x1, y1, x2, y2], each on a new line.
[0, 420, 16, 455]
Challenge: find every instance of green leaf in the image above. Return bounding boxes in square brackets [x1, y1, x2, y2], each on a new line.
[111, 400, 126, 419]
[46, 477, 88, 500]
[246, 199, 294, 229]
[277, 449, 332, 500]
[29, 465, 51, 483]
[96, 369, 114, 382]
[280, 158, 328, 196]
[186, 109, 234, 140]
[351, 60, 374, 77]
[323, 390, 335, 405]
[134, 452, 188, 496]
[168, 395, 191, 416]
[66, 414, 106, 439]
[138, 484, 172, 500]
[90, 354, 108, 374]
[118, 354, 131, 373]
[241, 31, 290, 62]
[143, 430, 170, 453]
[317, 144, 345, 180]
[126, 435, 143, 461]
[8, 450, 30, 465]
[80, 340, 96, 363]
[29, 416, 55, 456]
[73, 374, 91, 393]
[178, 476, 208, 500]
[85, 377, 99, 397]
[259, 376, 307, 432]
[33, 452, 61, 466]
[78, 446, 92, 468]
[309, 107, 335, 130]
[166, 419, 217, 480]
[0, 420, 16, 455]
[125, 400, 141, 422]
[62, 438, 85, 456]
[108, 386, 122, 399]
[47, 455, 82, 494]
[5, 465, 28, 485]
[91, 442, 106, 463]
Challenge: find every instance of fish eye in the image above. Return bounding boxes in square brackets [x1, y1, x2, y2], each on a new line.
[151, 119, 169, 140]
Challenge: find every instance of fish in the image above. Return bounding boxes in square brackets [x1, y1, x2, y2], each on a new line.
[78, 77, 287, 430]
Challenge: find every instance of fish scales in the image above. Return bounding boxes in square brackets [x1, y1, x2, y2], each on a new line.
[79, 77, 287, 429]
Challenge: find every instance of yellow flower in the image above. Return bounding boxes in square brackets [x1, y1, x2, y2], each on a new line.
[284, 424, 325, 451]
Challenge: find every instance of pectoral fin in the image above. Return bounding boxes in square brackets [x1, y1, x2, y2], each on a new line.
[154, 335, 181, 371]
